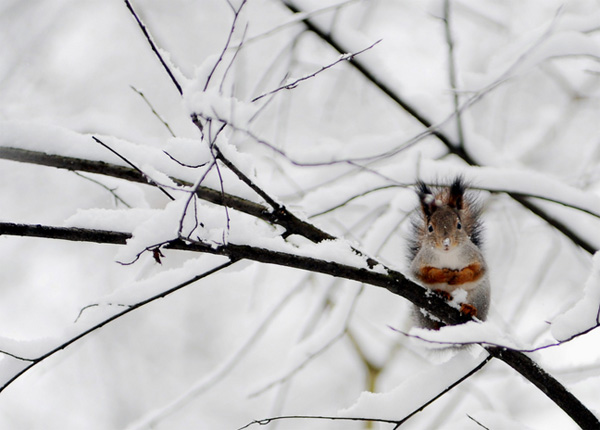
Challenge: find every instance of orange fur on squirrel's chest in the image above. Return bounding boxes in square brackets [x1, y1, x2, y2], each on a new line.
[416, 263, 484, 286]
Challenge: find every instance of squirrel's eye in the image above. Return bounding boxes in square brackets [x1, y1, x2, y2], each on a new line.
[428, 224, 434, 233]
[457, 221, 462, 230]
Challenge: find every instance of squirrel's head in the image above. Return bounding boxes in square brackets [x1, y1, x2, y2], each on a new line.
[417, 177, 473, 252]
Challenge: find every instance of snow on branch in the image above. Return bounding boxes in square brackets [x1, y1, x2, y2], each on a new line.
[551, 251, 600, 342]
[339, 353, 492, 427]
[238, 355, 492, 430]
[0, 143, 331, 243]
[0, 220, 599, 428]
[2, 2, 595, 428]
[278, 0, 600, 256]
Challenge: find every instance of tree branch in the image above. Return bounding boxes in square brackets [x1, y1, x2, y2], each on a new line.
[0, 222, 479, 326]
[123, 0, 182, 95]
[278, 0, 473, 164]
[0, 146, 333, 243]
[278, 0, 598, 255]
[442, 0, 465, 148]
[251, 39, 381, 102]
[0, 221, 598, 429]
[92, 136, 176, 201]
[487, 347, 600, 429]
[2, 4, 595, 427]
[0, 259, 236, 393]
[391, 355, 493, 429]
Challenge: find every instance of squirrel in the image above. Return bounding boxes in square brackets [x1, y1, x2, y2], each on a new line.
[408, 177, 490, 330]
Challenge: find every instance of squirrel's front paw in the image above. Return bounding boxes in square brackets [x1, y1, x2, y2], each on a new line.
[434, 289, 452, 301]
[460, 303, 478, 317]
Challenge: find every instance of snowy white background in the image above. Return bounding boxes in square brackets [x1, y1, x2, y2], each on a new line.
[1, 0, 600, 429]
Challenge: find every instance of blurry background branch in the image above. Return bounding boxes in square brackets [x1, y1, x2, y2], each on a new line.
[279, 0, 598, 254]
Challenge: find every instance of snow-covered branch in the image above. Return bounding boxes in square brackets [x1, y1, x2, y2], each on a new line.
[279, 0, 598, 255]
[3, 1, 600, 428]
[0, 220, 598, 428]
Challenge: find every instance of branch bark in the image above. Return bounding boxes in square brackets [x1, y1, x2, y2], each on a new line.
[0, 221, 598, 429]
[0, 146, 332, 243]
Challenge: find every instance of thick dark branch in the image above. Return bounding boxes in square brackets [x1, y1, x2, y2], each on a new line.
[1, 221, 597, 428]
[0, 147, 332, 242]
[0, 146, 143, 182]
[0, 223, 130, 244]
[0, 222, 472, 326]
[6, 146, 597, 250]
[0, 145, 261, 216]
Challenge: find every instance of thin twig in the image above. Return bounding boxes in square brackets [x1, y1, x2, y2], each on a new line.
[207, 123, 232, 243]
[220, 22, 249, 94]
[467, 415, 491, 430]
[74, 303, 130, 323]
[123, 0, 182, 95]
[251, 39, 382, 102]
[389, 323, 600, 354]
[92, 136, 176, 201]
[237, 414, 400, 430]
[73, 172, 132, 208]
[0, 260, 236, 393]
[178, 161, 217, 238]
[130, 85, 176, 137]
[392, 356, 493, 429]
[162, 150, 208, 169]
[204, 0, 248, 91]
[442, 0, 465, 148]
[309, 185, 399, 218]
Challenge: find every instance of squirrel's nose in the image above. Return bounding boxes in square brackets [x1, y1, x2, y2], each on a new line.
[443, 238, 451, 248]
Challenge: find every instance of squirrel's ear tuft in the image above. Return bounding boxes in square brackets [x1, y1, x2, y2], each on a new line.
[447, 176, 467, 209]
[416, 181, 435, 217]
[416, 181, 430, 196]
